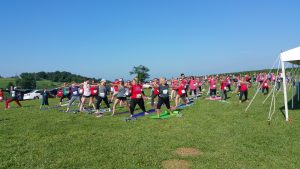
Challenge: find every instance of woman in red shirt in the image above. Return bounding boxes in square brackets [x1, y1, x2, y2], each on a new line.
[261, 79, 269, 95]
[151, 78, 159, 108]
[0, 88, 4, 102]
[239, 77, 249, 103]
[175, 79, 188, 107]
[220, 76, 227, 100]
[128, 79, 148, 118]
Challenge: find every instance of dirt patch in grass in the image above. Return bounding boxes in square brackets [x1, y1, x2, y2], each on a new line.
[175, 148, 202, 157]
[162, 160, 190, 169]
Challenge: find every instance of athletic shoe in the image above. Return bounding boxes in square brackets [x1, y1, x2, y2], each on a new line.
[108, 108, 111, 112]
[96, 114, 103, 118]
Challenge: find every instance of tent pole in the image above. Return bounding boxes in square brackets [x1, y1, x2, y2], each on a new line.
[298, 65, 300, 102]
[292, 64, 294, 109]
[281, 57, 289, 121]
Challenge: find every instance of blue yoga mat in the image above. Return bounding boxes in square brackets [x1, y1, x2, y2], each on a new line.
[132, 109, 156, 118]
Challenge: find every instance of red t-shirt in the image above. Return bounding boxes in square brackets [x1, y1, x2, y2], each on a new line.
[221, 82, 226, 90]
[177, 84, 186, 96]
[57, 90, 63, 97]
[90, 85, 98, 95]
[182, 79, 188, 86]
[153, 87, 159, 95]
[131, 84, 143, 99]
[262, 80, 268, 88]
[113, 81, 119, 92]
[0, 91, 3, 100]
[240, 83, 248, 91]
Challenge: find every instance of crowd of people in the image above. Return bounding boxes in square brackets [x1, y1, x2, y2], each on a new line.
[0, 71, 294, 118]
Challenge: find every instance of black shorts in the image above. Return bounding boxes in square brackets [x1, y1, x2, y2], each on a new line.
[117, 97, 127, 101]
[83, 95, 91, 98]
[157, 97, 170, 109]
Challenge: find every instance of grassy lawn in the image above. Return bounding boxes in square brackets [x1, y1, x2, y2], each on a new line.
[0, 87, 299, 169]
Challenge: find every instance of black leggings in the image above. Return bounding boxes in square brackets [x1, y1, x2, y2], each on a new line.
[157, 97, 171, 109]
[240, 90, 248, 101]
[96, 96, 110, 109]
[151, 92, 158, 106]
[210, 89, 216, 96]
[130, 98, 146, 115]
[198, 86, 202, 92]
[262, 87, 269, 95]
[60, 94, 71, 103]
[190, 89, 196, 96]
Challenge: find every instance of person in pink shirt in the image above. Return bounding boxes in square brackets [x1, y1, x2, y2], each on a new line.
[170, 78, 178, 101]
[209, 76, 217, 98]
[196, 77, 202, 95]
[189, 76, 197, 98]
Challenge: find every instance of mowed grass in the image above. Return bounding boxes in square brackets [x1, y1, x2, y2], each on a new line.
[0, 87, 299, 169]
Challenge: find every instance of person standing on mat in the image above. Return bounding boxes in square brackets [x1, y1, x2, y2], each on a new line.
[189, 76, 197, 98]
[209, 76, 217, 98]
[66, 83, 81, 112]
[170, 78, 178, 101]
[5, 86, 23, 110]
[128, 78, 148, 118]
[95, 79, 111, 117]
[175, 79, 188, 107]
[59, 83, 71, 106]
[220, 77, 227, 100]
[80, 80, 92, 112]
[112, 79, 129, 116]
[155, 78, 172, 117]
[151, 78, 159, 108]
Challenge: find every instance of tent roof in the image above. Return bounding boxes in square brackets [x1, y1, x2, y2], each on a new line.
[280, 46, 300, 65]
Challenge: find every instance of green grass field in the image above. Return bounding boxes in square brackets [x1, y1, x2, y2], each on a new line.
[0, 87, 299, 169]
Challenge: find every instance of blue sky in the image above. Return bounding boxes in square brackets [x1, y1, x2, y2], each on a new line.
[0, 0, 299, 80]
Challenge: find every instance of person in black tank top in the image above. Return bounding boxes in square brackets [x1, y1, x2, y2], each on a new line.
[156, 78, 172, 117]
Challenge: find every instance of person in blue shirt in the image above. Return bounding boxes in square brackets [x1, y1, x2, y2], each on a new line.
[66, 83, 82, 112]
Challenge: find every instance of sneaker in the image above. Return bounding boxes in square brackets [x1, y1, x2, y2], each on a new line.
[96, 114, 103, 118]
[108, 108, 111, 112]
[144, 112, 149, 115]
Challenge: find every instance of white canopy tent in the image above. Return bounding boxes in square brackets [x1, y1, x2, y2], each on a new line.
[280, 46, 300, 121]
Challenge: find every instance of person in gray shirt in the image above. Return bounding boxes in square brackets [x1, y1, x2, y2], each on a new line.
[95, 79, 111, 117]
[112, 79, 129, 116]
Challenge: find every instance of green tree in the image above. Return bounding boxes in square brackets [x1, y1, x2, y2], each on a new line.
[129, 65, 150, 83]
[6, 82, 14, 90]
[16, 73, 36, 89]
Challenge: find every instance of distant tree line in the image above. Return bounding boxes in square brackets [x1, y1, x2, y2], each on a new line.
[32, 71, 101, 83]
[13, 71, 101, 89]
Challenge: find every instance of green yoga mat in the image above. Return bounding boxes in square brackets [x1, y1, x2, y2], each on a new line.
[150, 111, 179, 119]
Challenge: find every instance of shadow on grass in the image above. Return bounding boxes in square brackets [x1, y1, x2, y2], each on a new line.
[279, 93, 300, 118]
